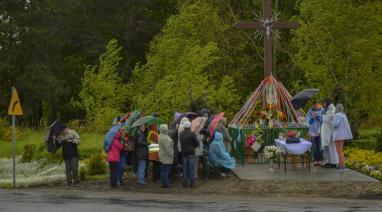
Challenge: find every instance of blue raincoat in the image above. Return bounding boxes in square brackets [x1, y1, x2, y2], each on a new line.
[209, 131, 235, 169]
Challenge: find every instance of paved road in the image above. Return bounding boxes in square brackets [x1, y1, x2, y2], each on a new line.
[0, 189, 381, 212]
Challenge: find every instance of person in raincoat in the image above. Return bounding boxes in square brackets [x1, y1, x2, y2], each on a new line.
[209, 131, 235, 175]
[158, 124, 174, 188]
[320, 99, 338, 168]
[216, 117, 232, 153]
[117, 130, 129, 185]
[55, 124, 80, 186]
[306, 101, 323, 166]
[107, 130, 125, 188]
[332, 104, 353, 171]
[135, 124, 150, 185]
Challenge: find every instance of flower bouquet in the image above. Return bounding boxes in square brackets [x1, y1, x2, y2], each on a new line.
[264, 145, 284, 172]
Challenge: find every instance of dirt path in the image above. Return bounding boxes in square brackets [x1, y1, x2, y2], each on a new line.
[25, 174, 382, 200]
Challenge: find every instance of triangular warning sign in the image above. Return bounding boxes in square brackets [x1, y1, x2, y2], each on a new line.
[8, 87, 23, 116]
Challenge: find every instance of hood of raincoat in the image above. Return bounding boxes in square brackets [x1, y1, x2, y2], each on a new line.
[214, 131, 223, 142]
[180, 117, 190, 125]
[159, 124, 169, 135]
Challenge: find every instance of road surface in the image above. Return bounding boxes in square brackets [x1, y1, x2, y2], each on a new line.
[0, 189, 381, 212]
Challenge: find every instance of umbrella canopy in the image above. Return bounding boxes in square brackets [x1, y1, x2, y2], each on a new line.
[103, 123, 124, 152]
[171, 112, 198, 129]
[291, 89, 320, 109]
[44, 120, 62, 154]
[191, 117, 207, 134]
[124, 110, 141, 132]
[131, 116, 164, 128]
[209, 112, 225, 137]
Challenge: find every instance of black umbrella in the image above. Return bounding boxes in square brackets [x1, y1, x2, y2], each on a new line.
[44, 120, 62, 154]
[291, 89, 320, 109]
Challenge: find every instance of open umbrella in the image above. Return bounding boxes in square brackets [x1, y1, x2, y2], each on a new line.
[191, 117, 207, 134]
[291, 89, 320, 109]
[209, 112, 225, 138]
[171, 112, 198, 129]
[103, 123, 124, 152]
[131, 116, 164, 128]
[124, 110, 141, 133]
[44, 120, 62, 154]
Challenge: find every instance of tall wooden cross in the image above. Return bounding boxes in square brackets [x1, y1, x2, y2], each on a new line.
[233, 0, 299, 77]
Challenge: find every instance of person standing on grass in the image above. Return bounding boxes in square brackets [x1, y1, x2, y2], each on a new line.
[332, 103, 353, 171]
[307, 101, 323, 166]
[135, 124, 149, 185]
[107, 130, 125, 188]
[55, 124, 80, 186]
[179, 121, 199, 188]
[158, 124, 174, 188]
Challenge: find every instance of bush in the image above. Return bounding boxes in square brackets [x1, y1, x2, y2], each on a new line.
[0, 117, 23, 141]
[348, 139, 376, 150]
[80, 146, 103, 160]
[375, 128, 382, 152]
[34, 143, 63, 165]
[79, 166, 87, 181]
[22, 144, 36, 163]
[86, 151, 107, 176]
[345, 148, 382, 166]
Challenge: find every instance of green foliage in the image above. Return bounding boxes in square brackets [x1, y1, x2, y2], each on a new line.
[348, 139, 376, 151]
[293, 0, 382, 134]
[79, 166, 87, 181]
[86, 151, 107, 176]
[79, 39, 128, 132]
[21, 144, 36, 163]
[376, 128, 382, 152]
[129, 1, 240, 121]
[208, 76, 240, 120]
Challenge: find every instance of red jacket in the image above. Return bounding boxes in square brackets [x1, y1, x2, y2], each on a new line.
[107, 131, 123, 162]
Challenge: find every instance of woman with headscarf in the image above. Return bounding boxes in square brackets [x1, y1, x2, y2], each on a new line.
[332, 104, 353, 171]
[320, 99, 338, 168]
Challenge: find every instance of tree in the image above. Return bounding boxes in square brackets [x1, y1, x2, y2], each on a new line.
[79, 39, 128, 132]
[292, 0, 382, 135]
[129, 1, 240, 121]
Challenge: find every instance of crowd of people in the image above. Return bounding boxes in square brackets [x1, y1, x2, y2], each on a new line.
[106, 109, 236, 189]
[52, 100, 353, 188]
[307, 100, 353, 171]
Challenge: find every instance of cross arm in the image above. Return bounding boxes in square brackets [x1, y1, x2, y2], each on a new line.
[232, 22, 263, 30]
[272, 22, 300, 29]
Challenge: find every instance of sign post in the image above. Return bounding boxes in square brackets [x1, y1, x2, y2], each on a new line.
[8, 87, 23, 188]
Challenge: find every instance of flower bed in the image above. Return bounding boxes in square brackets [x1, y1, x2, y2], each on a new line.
[345, 147, 382, 181]
[0, 157, 65, 188]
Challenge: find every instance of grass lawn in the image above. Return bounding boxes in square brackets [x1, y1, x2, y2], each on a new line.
[0, 129, 104, 158]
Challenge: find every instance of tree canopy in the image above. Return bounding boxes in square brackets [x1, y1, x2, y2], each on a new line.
[0, 0, 380, 134]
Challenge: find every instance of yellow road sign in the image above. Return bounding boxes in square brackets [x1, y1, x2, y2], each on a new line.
[8, 87, 23, 116]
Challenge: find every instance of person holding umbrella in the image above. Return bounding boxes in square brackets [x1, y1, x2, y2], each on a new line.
[107, 129, 125, 188]
[55, 124, 80, 186]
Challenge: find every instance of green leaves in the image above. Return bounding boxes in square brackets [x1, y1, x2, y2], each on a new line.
[128, 2, 239, 121]
[293, 0, 382, 133]
[79, 39, 128, 132]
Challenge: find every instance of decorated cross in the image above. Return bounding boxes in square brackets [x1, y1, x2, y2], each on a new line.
[233, 0, 299, 77]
